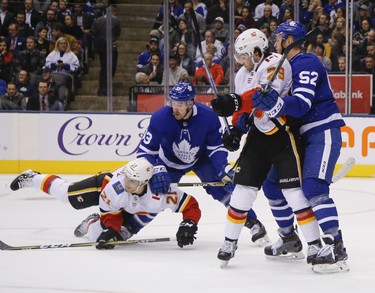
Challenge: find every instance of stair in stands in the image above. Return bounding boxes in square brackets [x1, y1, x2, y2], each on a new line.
[69, 1, 161, 112]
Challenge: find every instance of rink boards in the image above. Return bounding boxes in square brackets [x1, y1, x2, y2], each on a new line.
[0, 112, 374, 177]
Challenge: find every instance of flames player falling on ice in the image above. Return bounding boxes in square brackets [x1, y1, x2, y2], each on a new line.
[10, 158, 201, 249]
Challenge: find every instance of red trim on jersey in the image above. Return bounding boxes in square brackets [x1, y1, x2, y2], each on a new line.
[232, 87, 258, 126]
[181, 196, 201, 224]
[41, 175, 59, 194]
[101, 175, 111, 192]
[100, 211, 124, 232]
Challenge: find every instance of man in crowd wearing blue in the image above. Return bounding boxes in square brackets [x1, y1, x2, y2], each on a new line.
[252, 21, 348, 273]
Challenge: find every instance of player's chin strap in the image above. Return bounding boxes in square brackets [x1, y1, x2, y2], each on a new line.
[252, 53, 265, 72]
[132, 181, 148, 196]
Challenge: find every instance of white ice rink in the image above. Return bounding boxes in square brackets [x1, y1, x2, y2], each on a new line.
[0, 174, 374, 293]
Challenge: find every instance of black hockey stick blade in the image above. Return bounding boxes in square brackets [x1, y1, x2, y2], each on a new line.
[0, 237, 174, 251]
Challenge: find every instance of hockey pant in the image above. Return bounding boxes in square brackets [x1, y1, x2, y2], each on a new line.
[302, 128, 342, 239]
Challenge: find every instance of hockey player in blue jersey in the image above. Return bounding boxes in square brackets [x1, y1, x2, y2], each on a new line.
[137, 81, 269, 245]
[211, 29, 322, 268]
[252, 21, 348, 273]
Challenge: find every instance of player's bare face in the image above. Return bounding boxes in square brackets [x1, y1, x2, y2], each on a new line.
[236, 52, 261, 71]
[124, 176, 144, 193]
[275, 34, 284, 54]
[171, 101, 193, 120]
[239, 54, 254, 71]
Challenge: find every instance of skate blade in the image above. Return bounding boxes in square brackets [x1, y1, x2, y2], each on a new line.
[312, 260, 350, 274]
[265, 251, 305, 261]
[220, 260, 229, 269]
[253, 235, 271, 247]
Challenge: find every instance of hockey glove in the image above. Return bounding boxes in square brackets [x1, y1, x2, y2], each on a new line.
[176, 219, 198, 248]
[150, 165, 171, 194]
[211, 93, 242, 117]
[222, 126, 242, 152]
[252, 86, 285, 118]
[96, 227, 123, 250]
[236, 112, 251, 134]
[217, 165, 235, 193]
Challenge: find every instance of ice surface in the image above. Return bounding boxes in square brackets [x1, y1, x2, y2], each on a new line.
[0, 174, 374, 293]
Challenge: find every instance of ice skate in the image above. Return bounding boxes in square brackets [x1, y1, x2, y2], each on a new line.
[218, 240, 238, 268]
[74, 213, 100, 237]
[264, 228, 304, 260]
[10, 170, 40, 191]
[311, 233, 349, 274]
[244, 218, 271, 247]
[306, 242, 322, 264]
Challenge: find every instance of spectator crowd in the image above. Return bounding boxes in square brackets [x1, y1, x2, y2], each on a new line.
[135, 0, 375, 114]
[0, 0, 117, 111]
[2, 1, 374, 114]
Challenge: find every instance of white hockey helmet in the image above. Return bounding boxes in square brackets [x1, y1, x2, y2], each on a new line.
[234, 28, 269, 63]
[124, 158, 153, 184]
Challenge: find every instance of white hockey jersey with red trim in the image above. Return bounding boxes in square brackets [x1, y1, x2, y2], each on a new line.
[99, 173, 196, 216]
[234, 53, 293, 134]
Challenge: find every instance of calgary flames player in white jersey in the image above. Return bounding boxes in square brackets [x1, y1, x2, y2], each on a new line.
[211, 29, 322, 268]
[10, 158, 201, 249]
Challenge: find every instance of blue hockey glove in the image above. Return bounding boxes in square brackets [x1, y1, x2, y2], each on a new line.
[211, 93, 242, 117]
[149, 165, 171, 194]
[236, 112, 251, 133]
[252, 86, 285, 118]
[217, 165, 235, 193]
[222, 126, 242, 151]
[96, 227, 123, 250]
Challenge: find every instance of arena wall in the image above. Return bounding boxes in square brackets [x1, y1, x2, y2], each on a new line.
[0, 112, 374, 177]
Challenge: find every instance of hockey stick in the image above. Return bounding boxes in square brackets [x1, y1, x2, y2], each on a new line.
[0, 237, 174, 251]
[189, 8, 230, 134]
[332, 157, 355, 183]
[264, 27, 321, 92]
[171, 182, 225, 187]
[171, 157, 354, 188]
[247, 27, 321, 124]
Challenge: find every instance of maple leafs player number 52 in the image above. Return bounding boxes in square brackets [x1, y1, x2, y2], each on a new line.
[299, 71, 318, 85]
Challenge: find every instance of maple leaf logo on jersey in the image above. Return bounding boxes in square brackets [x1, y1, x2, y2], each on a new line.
[172, 140, 199, 163]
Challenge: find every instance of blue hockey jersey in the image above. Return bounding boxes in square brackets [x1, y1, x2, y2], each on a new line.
[283, 53, 346, 135]
[137, 103, 229, 175]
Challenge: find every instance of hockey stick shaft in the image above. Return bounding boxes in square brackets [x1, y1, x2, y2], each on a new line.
[0, 237, 174, 251]
[172, 157, 353, 187]
[171, 182, 225, 187]
[264, 27, 320, 92]
[247, 27, 321, 124]
[332, 157, 355, 183]
[189, 8, 230, 134]
[172, 156, 352, 188]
